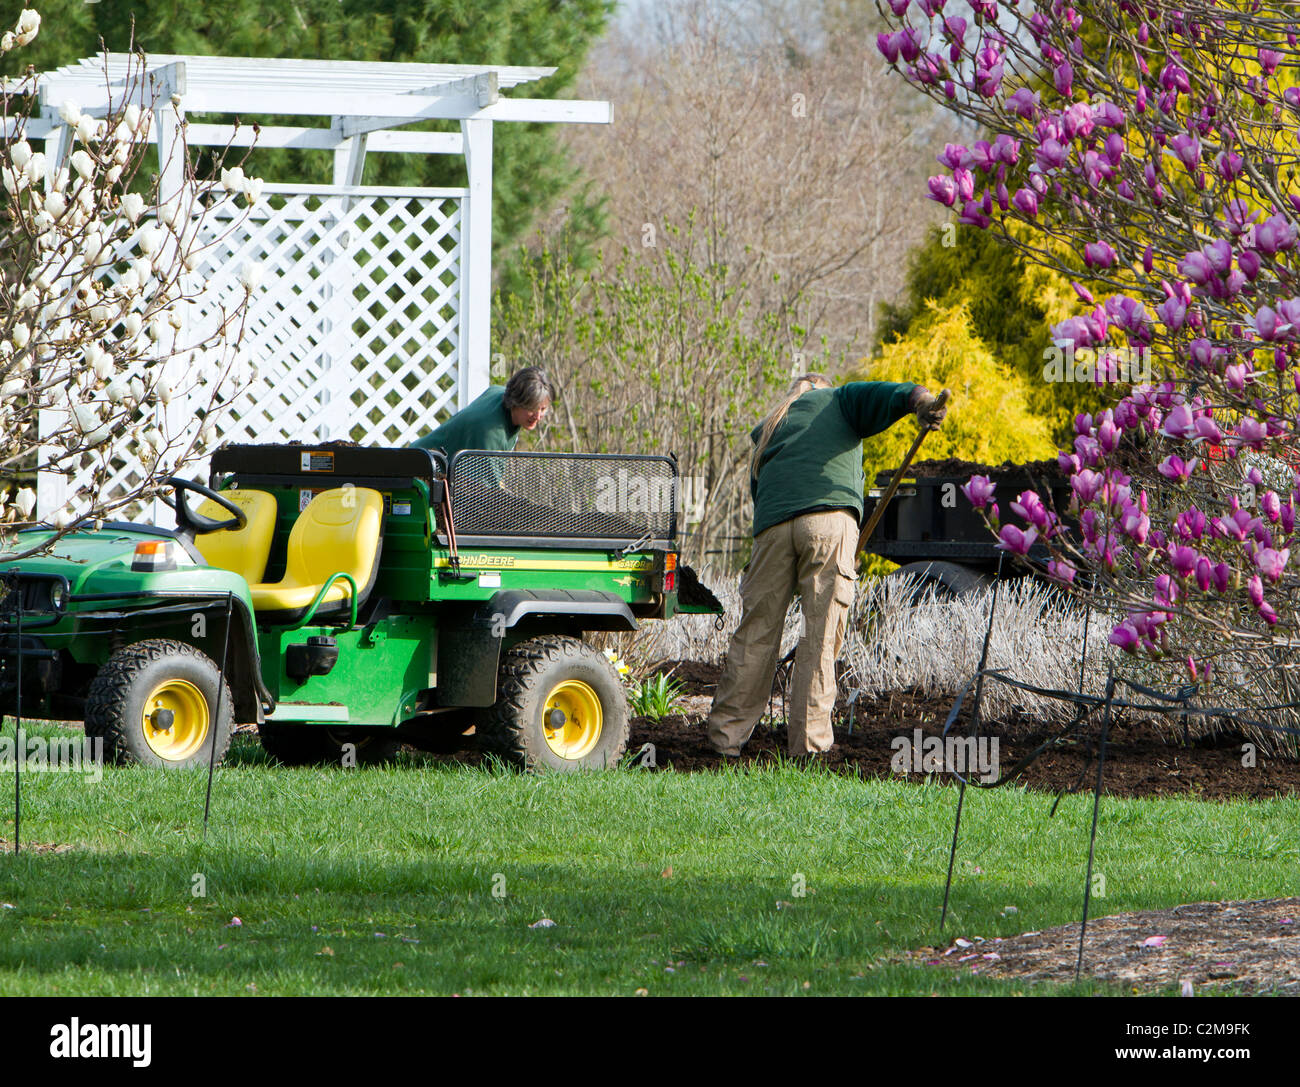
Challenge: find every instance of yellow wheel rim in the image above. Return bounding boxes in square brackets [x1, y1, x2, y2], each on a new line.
[142, 678, 210, 762]
[543, 680, 603, 760]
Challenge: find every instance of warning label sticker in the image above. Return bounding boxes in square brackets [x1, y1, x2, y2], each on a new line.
[300, 451, 335, 472]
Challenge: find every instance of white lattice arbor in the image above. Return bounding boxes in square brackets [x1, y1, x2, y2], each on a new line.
[22, 56, 611, 519]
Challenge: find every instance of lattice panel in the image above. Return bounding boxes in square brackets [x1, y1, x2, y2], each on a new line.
[39, 187, 464, 520]
[191, 188, 463, 446]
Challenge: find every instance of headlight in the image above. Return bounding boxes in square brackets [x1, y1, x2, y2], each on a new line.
[49, 581, 67, 610]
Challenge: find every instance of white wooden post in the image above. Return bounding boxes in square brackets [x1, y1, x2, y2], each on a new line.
[459, 117, 493, 408]
[154, 62, 189, 523]
[35, 121, 71, 521]
[154, 62, 187, 206]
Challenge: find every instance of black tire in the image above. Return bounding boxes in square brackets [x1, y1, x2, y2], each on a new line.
[257, 723, 401, 767]
[85, 639, 234, 769]
[479, 635, 629, 772]
[888, 561, 992, 603]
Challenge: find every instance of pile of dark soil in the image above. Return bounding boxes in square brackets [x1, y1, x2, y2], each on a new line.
[900, 457, 1066, 480]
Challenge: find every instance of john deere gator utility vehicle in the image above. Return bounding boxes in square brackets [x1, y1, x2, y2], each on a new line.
[0, 444, 721, 771]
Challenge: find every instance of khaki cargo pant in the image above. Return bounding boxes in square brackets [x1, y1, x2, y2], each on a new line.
[707, 509, 858, 757]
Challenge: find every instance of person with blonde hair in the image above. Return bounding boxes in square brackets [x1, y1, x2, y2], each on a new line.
[707, 374, 946, 760]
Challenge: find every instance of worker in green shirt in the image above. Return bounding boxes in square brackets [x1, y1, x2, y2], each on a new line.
[707, 374, 947, 760]
[412, 366, 554, 465]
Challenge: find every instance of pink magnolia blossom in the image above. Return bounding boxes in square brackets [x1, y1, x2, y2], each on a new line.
[996, 523, 1038, 555]
[1158, 455, 1198, 483]
[1255, 547, 1290, 582]
[961, 474, 996, 509]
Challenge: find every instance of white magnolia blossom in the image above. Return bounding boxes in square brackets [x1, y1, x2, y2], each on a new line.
[24, 151, 46, 184]
[136, 225, 162, 255]
[14, 9, 39, 46]
[2, 168, 26, 196]
[120, 192, 145, 222]
[11, 324, 30, 349]
[71, 401, 100, 435]
[59, 100, 82, 126]
[0, 378, 24, 398]
[81, 229, 105, 266]
[238, 260, 263, 291]
[75, 115, 98, 145]
[45, 191, 67, 218]
[220, 166, 245, 193]
[9, 140, 30, 169]
[14, 488, 36, 520]
[69, 149, 95, 180]
[50, 509, 71, 531]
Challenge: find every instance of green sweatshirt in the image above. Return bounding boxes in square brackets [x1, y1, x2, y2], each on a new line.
[411, 386, 519, 465]
[749, 381, 917, 537]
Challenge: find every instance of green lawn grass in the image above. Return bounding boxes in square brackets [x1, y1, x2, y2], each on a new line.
[0, 726, 1295, 996]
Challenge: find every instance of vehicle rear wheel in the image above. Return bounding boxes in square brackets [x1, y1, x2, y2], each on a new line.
[257, 722, 400, 767]
[479, 635, 629, 772]
[85, 639, 234, 769]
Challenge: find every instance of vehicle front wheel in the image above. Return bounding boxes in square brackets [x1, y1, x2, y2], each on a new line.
[479, 635, 629, 772]
[85, 639, 234, 769]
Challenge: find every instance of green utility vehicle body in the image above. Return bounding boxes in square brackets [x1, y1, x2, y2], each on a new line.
[0, 443, 721, 771]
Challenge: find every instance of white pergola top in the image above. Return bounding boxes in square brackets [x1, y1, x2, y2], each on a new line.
[31, 53, 610, 138]
[40, 53, 556, 106]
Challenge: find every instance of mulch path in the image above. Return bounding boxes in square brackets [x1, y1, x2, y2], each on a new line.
[913, 898, 1300, 994]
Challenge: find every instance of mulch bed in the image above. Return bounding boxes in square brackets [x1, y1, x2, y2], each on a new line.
[624, 662, 1300, 801]
[913, 898, 1300, 994]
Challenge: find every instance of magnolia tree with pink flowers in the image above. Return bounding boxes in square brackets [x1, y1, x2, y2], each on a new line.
[1, 10, 261, 561]
[875, 0, 1300, 698]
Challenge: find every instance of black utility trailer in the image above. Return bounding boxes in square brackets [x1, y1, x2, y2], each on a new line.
[861, 461, 1072, 596]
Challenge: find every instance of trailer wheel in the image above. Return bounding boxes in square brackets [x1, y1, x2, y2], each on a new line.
[889, 561, 992, 603]
[479, 635, 629, 772]
[257, 723, 400, 767]
[85, 639, 233, 769]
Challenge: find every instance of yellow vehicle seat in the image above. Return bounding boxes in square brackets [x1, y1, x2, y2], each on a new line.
[247, 487, 385, 621]
[193, 489, 278, 584]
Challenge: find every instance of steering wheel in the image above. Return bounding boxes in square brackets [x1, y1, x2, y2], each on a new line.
[162, 477, 248, 537]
